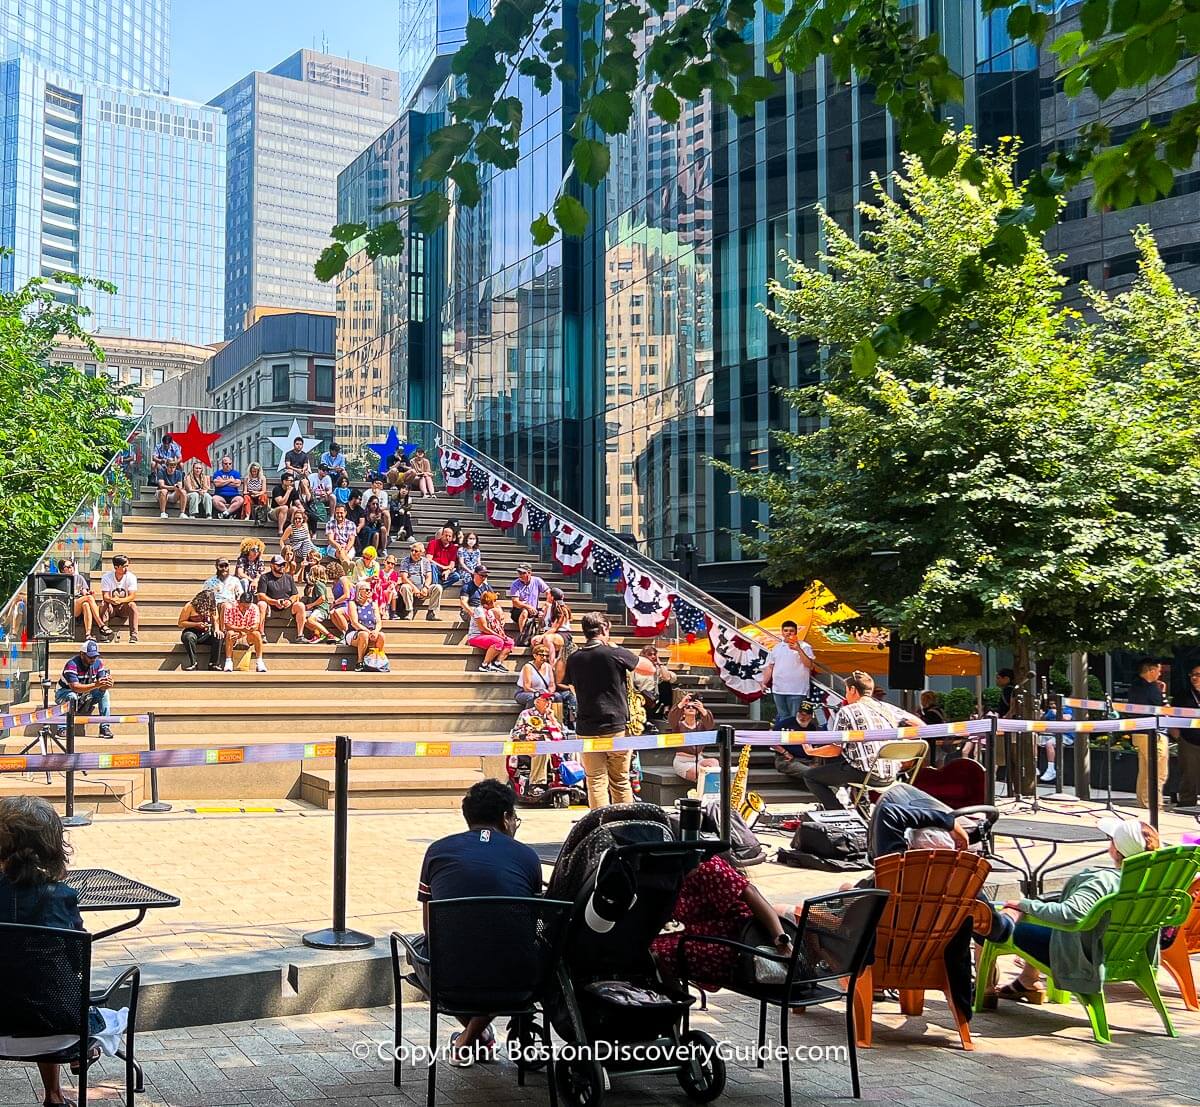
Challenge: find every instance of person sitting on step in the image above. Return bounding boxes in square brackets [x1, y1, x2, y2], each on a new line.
[182, 461, 213, 519]
[243, 462, 269, 521]
[458, 564, 490, 625]
[178, 589, 223, 670]
[235, 537, 266, 589]
[428, 526, 466, 589]
[99, 554, 139, 643]
[376, 554, 402, 619]
[222, 585, 266, 672]
[281, 505, 317, 565]
[156, 457, 186, 518]
[59, 557, 112, 641]
[300, 565, 339, 644]
[398, 541, 443, 621]
[211, 455, 244, 518]
[345, 581, 386, 671]
[668, 693, 719, 782]
[508, 563, 548, 643]
[407, 446, 436, 497]
[516, 642, 576, 728]
[469, 591, 515, 673]
[531, 586, 573, 665]
[326, 565, 353, 636]
[256, 555, 305, 640]
[205, 556, 241, 607]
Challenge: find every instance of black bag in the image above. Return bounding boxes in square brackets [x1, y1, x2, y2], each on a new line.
[776, 810, 870, 872]
[700, 797, 766, 867]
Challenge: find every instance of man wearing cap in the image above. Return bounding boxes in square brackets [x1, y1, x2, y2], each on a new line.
[508, 563, 549, 639]
[993, 817, 1160, 1003]
[412, 779, 541, 1063]
[222, 586, 266, 672]
[55, 640, 115, 738]
[458, 565, 490, 623]
[771, 700, 820, 785]
[256, 556, 305, 641]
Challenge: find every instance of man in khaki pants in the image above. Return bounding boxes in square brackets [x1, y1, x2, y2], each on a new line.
[1127, 658, 1167, 808]
[561, 612, 638, 807]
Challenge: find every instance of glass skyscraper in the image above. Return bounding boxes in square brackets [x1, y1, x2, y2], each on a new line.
[0, 0, 227, 344]
[341, 0, 1041, 591]
[210, 51, 400, 339]
[0, 0, 170, 94]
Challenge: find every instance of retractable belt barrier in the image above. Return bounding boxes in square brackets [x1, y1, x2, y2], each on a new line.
[1062, 695, 1200, 719]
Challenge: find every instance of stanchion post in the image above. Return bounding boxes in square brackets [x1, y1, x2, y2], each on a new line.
[1104, 694, 1116, 811]
[985, 713, 997, 806]
[1149, 724, 1163, 830]
[61, 710, 91, 828]
[138, 713, 171, 813]
[718, 724, 733, 845]
[1052, 692, 1064, 796]
[304, 735, 374, 950]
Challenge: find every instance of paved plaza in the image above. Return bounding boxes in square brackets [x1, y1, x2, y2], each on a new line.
[0, 797, 1188, 1104]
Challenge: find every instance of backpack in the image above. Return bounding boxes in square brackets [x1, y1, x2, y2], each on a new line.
[699, 797, 766, 867]
[776, 810, 871, 872]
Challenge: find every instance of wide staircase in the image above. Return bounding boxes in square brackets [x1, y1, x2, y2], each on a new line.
[2, 491, 806, 810]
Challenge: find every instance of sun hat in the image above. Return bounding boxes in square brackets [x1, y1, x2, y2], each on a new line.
[1097, 817, 1149, 859]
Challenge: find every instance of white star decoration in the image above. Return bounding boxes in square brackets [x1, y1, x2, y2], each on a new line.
[269, 419, 322, 473]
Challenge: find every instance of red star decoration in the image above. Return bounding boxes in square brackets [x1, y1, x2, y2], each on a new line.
[173, 413, 221, 466]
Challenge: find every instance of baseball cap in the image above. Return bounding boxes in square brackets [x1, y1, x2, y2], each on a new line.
[1097, 817, 1149, 859]
[83, 640, 100, 658]
[517, 562, 532, 573]
[270, 554, 286, 566]
[584, 851, 638, 934]
[798, 700, 815, 715]
[475, 564, 489, 576]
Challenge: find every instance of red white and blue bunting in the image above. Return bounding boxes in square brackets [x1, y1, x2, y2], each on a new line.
[622, 561, 673, 637]
[486, 476, 525, 529]
[468, 464, 491, 503]
[708, 622, 769, 703]
[550, 519, 594, 576]
[522, 502, 550, 540]
[589, 545, 623, 583]
[672, 595, 710, 645]
[439, 448, 472, 495]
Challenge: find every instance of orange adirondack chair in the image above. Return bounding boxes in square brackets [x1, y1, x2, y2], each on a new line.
[853, 849, 990, 1050]
[1161, 877, 1200, 1011]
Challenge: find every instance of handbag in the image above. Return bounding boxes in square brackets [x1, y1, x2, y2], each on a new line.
[362, 647, 390, 673]
[735, 916, 800, 986]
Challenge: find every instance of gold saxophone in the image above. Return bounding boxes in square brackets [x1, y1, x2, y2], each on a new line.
[730, 744, 765, 826]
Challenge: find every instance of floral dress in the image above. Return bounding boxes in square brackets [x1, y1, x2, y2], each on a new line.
[651, 855, 752, 990]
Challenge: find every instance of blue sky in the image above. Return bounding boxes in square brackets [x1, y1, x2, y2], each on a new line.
[170, 0, 399, 103]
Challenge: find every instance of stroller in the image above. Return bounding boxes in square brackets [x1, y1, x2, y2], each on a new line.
[541, 803, 728, 1106]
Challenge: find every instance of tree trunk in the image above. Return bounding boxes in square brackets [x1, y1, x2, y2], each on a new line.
[1013, 635, 1037, 795]
[1070, 652, 1090, 800]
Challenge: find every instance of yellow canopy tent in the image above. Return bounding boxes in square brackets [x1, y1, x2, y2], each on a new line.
[669, 581, 982, 678]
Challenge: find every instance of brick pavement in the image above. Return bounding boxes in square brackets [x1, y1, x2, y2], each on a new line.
[6, 981, 1200, 1106]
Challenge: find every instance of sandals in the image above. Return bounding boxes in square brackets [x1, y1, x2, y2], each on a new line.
[994, 980, 1045, 1005]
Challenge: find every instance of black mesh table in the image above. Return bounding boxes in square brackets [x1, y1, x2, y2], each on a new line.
[989, 818, 1110, 898]
[65, 868, 180, 939]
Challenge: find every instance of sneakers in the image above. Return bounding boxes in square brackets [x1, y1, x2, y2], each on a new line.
[1039, 767, 1057, 783]
[490, 662, 510, 673]
[129, 633, 139, 643]
[99, 725, 114, 740]
[425, 609, 438, 621]
[223, 659, 233, 672]
[255, 659, 267, 673]
[180, 511, 189, 519]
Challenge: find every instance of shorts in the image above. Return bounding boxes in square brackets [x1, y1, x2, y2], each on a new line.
[311, 605, 331, 622]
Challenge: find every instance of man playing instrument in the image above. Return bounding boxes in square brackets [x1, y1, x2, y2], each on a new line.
[798, 671, 922, 810]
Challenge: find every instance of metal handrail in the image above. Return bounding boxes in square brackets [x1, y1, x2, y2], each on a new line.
[410, 418, 846, 698]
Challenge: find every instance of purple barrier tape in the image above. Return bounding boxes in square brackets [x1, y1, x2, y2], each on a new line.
[0, 706, 66, 733]
[1062, 696, 1200, 719]
[997, 716, 1160, 734]
[734, 718, 993, 746]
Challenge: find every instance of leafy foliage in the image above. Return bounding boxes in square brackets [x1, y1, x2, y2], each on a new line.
[940, 687, 978, 722]
[0, 274, 131, 597]
[721, 139, 1200, 674]
[316, 0, 1200, 348]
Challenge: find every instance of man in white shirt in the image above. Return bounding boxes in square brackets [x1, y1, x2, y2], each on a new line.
[762, 619, 816, 721]
[800, 671, 922, 809]
[99, 554, 140, 643]
[310, 464, 334, 508]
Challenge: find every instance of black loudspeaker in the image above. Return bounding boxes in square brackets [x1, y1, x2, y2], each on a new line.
[888, 637, 926, 690]
[27, 572, 75, 641]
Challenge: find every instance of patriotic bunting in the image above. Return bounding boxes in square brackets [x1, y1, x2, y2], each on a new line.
[551, 520, 593, 575]
[439, 448, 471, 495]
[672, 595, 709, 644]
[522, 502, 549, 540]
[708, 622, 768, 703]
[622, 561, 674, 637]
[589, 545, 623, 583]
[468, 464, 490, 503]
[486, 476, 525, 529]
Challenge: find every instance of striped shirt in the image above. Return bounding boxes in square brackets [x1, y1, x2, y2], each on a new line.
[832, 698, 921, 780]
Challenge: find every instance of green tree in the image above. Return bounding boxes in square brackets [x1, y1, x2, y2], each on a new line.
[0, 274, 130, 598]
[317, 0, 1200, 362]
[720, 139, 1200, 700]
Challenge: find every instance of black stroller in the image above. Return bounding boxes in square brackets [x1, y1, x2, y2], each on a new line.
[542, 802, 727, 1107]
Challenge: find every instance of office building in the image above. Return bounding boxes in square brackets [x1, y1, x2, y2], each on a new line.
[0, 2, 227, 344]
[0, 0, 169, 94]
[52, 333, 220, 416]
[210, 50, 400, 339]
[340, 1, 1044, 591]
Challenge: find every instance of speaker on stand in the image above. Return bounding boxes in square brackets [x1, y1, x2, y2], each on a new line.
[22, 573, 90, 825]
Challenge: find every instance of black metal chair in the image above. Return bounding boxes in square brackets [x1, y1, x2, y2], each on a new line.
[0, 921, 142, 1107]
[680, 888, 889, 1107]
[391, 895, 573, 1107]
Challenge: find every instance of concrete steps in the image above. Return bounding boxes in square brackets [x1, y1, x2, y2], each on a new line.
[300, 767, 486, 810]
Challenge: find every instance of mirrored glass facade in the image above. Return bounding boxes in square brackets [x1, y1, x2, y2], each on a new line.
[0, 0, 169, 94]
[397, 0, 467, 112]
[211, 51, 400, 338]
[344, 0, 1040, 587]
[0, 56, 226, 343]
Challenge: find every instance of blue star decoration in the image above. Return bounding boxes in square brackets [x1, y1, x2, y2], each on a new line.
[366, 427, 402, 474]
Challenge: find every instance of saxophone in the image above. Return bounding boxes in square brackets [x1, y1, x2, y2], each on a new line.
[730, 744, 766, 827]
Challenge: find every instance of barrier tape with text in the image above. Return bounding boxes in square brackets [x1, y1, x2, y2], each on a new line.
[0, 730, 720, 775]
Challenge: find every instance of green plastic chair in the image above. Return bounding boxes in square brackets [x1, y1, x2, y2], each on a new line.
[973, 845, 1200, 1042]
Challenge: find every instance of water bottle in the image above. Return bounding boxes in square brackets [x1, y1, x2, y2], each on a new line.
[677, 797, 702, 841]
[340, 658, 348, 672]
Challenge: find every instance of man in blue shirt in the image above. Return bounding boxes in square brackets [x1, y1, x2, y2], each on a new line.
[55, 639, 114, 738]
[413, 779, 542, 1063]
[211, 455, 244, 518]
[319, 443, 348, 476]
